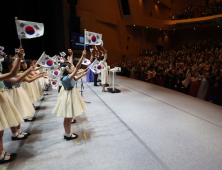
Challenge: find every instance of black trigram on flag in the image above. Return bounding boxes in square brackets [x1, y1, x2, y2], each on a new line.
[42, 62, 45, 65]
[34, 25, 39, 30]
[88, 40, 91, 44]
[45, 57, 49, 60]
[35, 33, 40, 37]
[19, 23, 25, 28]
[54, 62, 57, 65]
[20, 32, 25, 37]
[96, 35, 100, 39]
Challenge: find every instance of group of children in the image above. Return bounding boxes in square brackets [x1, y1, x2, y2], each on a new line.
[0, 46, 108, 164]
[0, 46, 50, 164]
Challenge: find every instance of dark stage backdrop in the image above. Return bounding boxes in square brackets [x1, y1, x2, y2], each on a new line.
[0, 0, 65, 59]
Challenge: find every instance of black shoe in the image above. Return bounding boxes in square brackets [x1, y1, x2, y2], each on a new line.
[66, 133, 79, 141]
[0, 155, 16, 165]
[71, 119, 76, 124]
[40, 97, 44, 101]
[24, 117, 36, 122]
[98, 79, 101, 82]
[94, 84, 99, 86]
[11, 135, 28, 141]
[4, 152, 17, 160]
[35, 106, 40, 110]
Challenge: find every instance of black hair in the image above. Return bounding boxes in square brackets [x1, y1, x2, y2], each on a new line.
[61, 69, 69, 81]
[2, 59, 14, 74]
[20, 60, 28, 71]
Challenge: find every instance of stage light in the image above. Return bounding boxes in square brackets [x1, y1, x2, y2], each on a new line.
[134, 25, 135, 26]
[218, 26, 220, 27]
[194, 28, 195, 30]
[164, 33, 165, 34]
[160, 29, 161, 30]
[158, 1, 159, 3]
[174, 29, 175, 30]
[146, 27, 148, 28]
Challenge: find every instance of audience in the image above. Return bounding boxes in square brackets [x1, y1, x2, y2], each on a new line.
[173, 0, 222, 20]
[116, 39, 222, 106]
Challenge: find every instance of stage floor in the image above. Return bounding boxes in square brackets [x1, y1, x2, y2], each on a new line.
[1, 76, 222, 170]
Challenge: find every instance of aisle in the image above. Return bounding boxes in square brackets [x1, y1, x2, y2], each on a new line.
[1, 76, 222, 170]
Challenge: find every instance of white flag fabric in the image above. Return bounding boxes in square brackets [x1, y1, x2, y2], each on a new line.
[60, 52, 66, 57]
[0, 51, 4, 55]
[15, 19, 44, 39]
[48, 66, 60, 77]
[82, 58, 91, 66]
[95, 46, 98, 51]
[36, 53, 57, 68]
[0, 46, 4, 51]
[51, 79, 58, 89]
[15, 49, 19, 53]
[90, 48, 94, 53]
[52, 55, 64, 63]
[85, 31, 102, 45]
[89, 59, 105, 74]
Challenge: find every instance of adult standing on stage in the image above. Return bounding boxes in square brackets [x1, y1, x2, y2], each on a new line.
[100, 50, 108, 92]
[86, 53, 94, 82]
[93, 51, 99, 86]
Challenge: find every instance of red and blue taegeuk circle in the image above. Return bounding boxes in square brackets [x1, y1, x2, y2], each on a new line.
[25, 26, 35, 35]
[54, 71, 59, 75]
[58, 58, 61, 60]
[97, 65, 102, 69]
[91, 36, 96, 42]
[84, 60, 87, 63]
[47, 60, 53, 66]
[52, 82, 56, 85]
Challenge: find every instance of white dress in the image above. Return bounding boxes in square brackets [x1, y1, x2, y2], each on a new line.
[52, 75, 86, 118]
[4, 82, 35, 119]
[0, 82, 24, 130]
[100, 54, 109, 84]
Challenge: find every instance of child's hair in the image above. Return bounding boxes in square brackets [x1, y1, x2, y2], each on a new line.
[2, 59, 14, 74]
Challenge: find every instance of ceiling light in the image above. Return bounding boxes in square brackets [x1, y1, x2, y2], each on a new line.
[160, 29, 161, 30]
[158, 1, 159, 3]
[194, 28, 195, 30]
[174, 29, 175, 30]
[218, 26, 220, 27]
[134, 25, 135, 26]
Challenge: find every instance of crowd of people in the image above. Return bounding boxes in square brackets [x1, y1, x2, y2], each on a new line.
[116, 39, 222, 106]
[172, 0, 222, 20]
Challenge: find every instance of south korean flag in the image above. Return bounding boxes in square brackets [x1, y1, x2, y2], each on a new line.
[84, 31, 102, 45]
[89, 59, 105, 74]
[15, 19, 44, 39]
[51, 79, 58, 89]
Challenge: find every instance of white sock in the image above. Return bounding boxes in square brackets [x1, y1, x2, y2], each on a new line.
[0, 153, 10, 160]
[2, 150, 11, 156]
[17, 129, 21, 134]
[12, 132, 18, 137]
[64, 132, 67, 136]
[0, 153, 4, 160]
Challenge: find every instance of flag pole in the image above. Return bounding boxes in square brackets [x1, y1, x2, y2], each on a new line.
[84, 29, 86, 51]
[15, 17, 22, 46]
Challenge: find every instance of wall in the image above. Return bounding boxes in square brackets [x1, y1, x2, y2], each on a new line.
[62, 0, 222, 65]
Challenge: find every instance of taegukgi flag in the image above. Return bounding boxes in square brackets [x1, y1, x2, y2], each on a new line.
[51, 79, 58, 89]
[15, 49, 19, 53]
[84, 31, 102, 45]
[60, 52, 66, 57]
[0, 46, 4, 51]
[89, 59, 105, 74]
[82, 58, 91, 66]
[36, 53, 57, 68]
[15, 19, 44, 39]
[52, 55, 64, 63]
